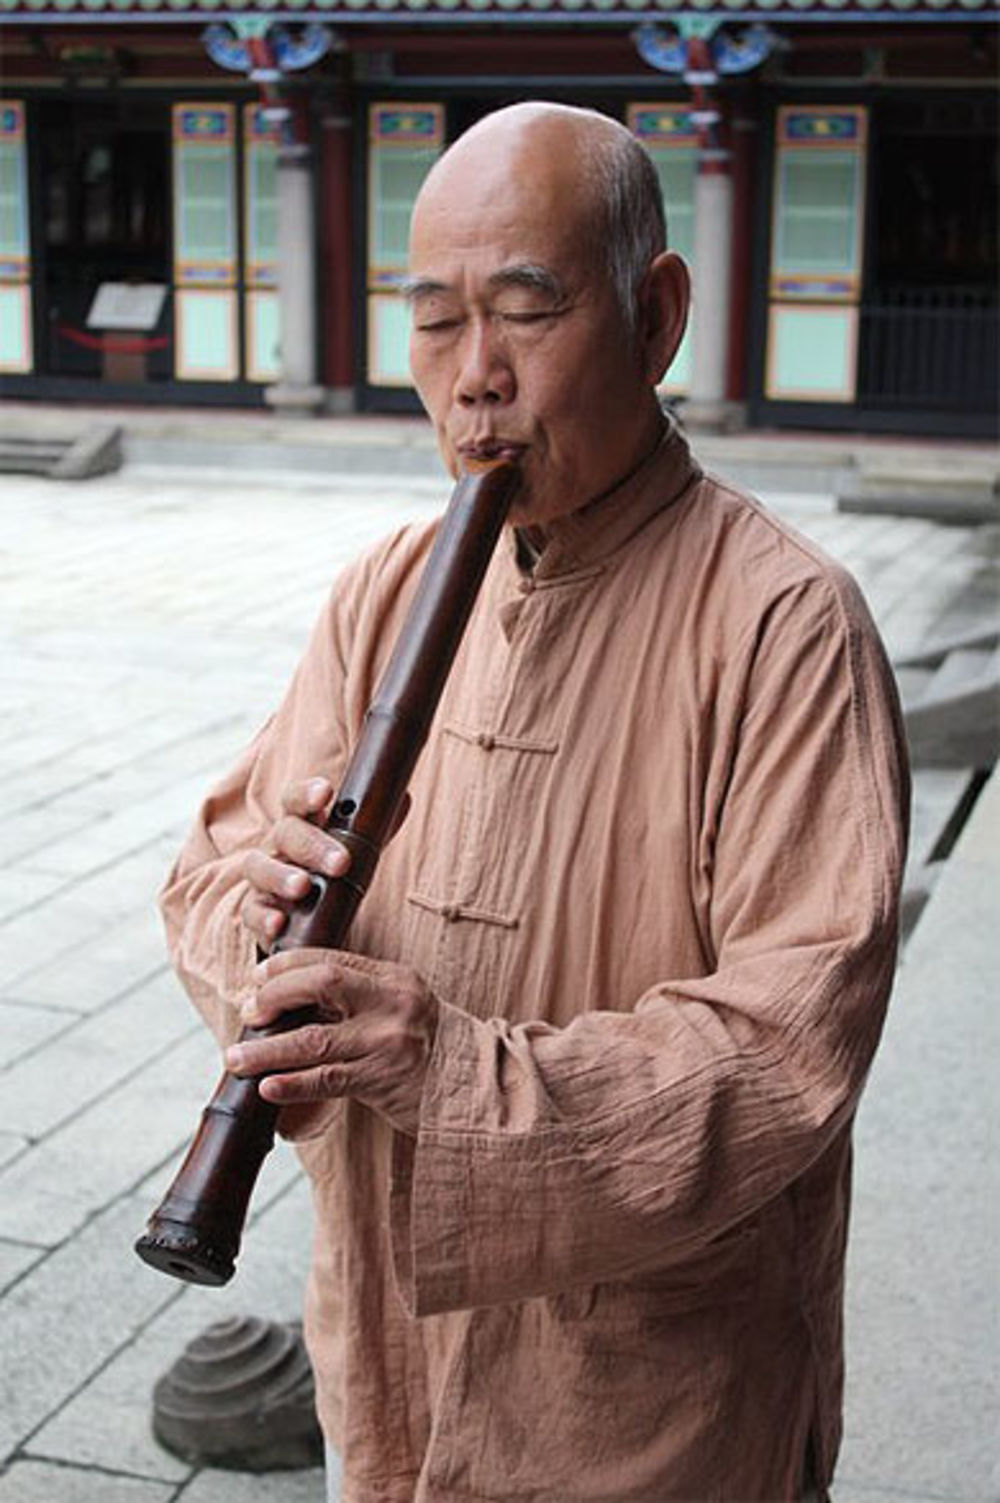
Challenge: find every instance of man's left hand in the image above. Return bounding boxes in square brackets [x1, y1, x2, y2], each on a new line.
[226, 950, 438, 1137]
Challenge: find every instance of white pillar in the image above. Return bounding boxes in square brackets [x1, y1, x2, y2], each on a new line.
[685, 157, 736, 432]
[266, 142, 325, 416]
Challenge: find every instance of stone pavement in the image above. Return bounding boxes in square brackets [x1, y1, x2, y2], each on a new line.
[0, 429, 997, 1502]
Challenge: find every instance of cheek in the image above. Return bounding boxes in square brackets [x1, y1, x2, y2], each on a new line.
[410, 355, 450, 433]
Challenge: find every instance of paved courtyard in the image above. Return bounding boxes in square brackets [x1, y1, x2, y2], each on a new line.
[0, 444, 996, 1502]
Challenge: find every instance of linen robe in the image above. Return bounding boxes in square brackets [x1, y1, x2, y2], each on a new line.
[161, 422, 909, 1502]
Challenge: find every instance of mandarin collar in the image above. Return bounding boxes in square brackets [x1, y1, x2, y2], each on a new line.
[503, 416, 701, 583]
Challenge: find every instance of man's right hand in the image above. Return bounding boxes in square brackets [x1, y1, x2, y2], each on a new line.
[240, 777, 350, 950]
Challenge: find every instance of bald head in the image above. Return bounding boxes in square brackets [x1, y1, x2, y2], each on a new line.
[413, 103, 667, 332]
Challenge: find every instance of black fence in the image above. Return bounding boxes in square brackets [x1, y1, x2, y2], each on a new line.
[858, 284, 999, 416]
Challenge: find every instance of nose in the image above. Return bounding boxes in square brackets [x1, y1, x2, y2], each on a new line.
[456, 317, 515, 407]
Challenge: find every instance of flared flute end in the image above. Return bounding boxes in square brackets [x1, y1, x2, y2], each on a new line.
[134, 1223, 235, 1287]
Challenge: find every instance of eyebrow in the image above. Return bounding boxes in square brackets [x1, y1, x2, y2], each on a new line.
[488, 264, 567, 302]
[399, 275, 447, 304]
[399, 263, 567, 305]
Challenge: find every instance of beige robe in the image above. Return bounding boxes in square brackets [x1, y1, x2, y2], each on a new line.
[161, 423, 908, 1502]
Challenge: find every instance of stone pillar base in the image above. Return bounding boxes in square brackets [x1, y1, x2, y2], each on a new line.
[325, 385, 357, 416]
[152, 1316, 323, 1472]
[265, 381, 327, 417]
[677, 398, 747, 436]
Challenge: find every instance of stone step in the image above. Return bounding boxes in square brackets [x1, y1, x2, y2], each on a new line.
[904, 647, 1000, 769]
[909, 767, 979, 870]
[894, 663, 935, 711]
[0, 427, 121, 480]
[901, 766, 987, 941]
[923, 645, 996, 699]
[0, 438, 71, 475]
[837, 463, 999, 526]
[895, 624, 1000, 671]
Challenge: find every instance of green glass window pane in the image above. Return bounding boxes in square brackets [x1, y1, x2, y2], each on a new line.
[376, 297, 409, 379]
[377, 152, 435, 201]
[256, 206, 278, 255]
[379, 206, 415, 264]
[176, 146, 234, 263]
[0, 144, 27, 258]
[771, 305, 854, 399]
[370, 293, 412, 385]
[783, 155, 856, 210]
[665, 206, 695, 261]
[249, 291, 280, 380]
[0, 148, 19, 201]
[0, 284, 29, 368]
[180, 151, 230, 202]
[253, 152, 277, 200]
[248, 147, 278, 264]
[663, 320, 692, 393]
[651, 150, 696, 260]
[371, 145, 439, 268]
[781, 216, 855, 269]
[178, 290, 235, 378]
[183, 203, 231, 260]
[775, 151, 860, 275]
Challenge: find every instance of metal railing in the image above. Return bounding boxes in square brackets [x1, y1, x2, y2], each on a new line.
[858, 284, 999, 414]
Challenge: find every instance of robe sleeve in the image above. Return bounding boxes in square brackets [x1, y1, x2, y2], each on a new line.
[158, 536, 403, 1047]
[390, 566, 910, 1316]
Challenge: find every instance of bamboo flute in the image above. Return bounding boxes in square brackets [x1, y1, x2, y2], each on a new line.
[135, 459, 521, 1286]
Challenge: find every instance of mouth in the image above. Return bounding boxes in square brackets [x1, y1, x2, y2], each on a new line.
[458, 440, 527, 465]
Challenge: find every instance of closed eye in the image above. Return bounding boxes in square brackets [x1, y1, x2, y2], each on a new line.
[414, 316, 462, 333]
[499, 308, 565, 325]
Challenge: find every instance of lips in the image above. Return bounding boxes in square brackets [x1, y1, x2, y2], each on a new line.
[458, 440, 527, 463]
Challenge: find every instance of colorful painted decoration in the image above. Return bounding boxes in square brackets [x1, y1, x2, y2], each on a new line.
[628, 107, 700, 147]
[0, 0, 996, 13]
[779, 109, 867, 146]
[370, 106, 445, 148]
[203, 20, 334, 75]
[634, 20, 777, 76]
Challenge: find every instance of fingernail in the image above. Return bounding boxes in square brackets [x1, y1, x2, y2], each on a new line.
[226, 1045, 246, 1072]
[307, 778, 329, 802]
[322, 845, 348, 877]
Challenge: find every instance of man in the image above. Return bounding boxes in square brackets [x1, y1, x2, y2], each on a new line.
[161, 103, 908, 1501]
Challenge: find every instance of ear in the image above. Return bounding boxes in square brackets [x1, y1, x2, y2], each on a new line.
[638, 251, 690, 386]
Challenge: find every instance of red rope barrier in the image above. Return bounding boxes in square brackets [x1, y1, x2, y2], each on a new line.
[56, 325, 170, 354]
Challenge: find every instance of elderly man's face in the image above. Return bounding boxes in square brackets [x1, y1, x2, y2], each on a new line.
[407, 122, 669, 529]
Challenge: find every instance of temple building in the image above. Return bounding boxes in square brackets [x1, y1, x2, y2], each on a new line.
[1, 0, 996, 435]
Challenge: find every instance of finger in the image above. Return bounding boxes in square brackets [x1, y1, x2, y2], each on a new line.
[240, 961, 344, 1029]
[255, 946, 386, 986]
[246, 950, 386, 1029]
[240, 894, 289, 947]
[226, 1018, 366, 1078]
[258, 1061, 367, 1105]
[271, 815, 350, 880]
[242, 950, 365, 1028]
[281, 777, 335, 819]
[243, 849, 315, 904]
